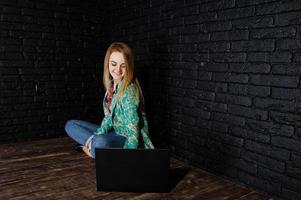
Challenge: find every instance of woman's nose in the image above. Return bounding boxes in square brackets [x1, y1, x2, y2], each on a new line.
[117, 65, 121, 72]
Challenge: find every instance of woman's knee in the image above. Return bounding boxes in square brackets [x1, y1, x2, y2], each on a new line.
[64, 120, 78, 134]
[92, 136, 109, 148]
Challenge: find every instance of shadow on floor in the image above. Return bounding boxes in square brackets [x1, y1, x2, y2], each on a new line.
[169, 166, 191, 192]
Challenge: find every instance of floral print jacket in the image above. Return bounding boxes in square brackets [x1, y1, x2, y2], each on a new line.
[94, 81, 155, 149]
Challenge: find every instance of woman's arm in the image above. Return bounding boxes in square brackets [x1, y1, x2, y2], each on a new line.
[122, 85, 140, 148]
[94, 114, 112, 135]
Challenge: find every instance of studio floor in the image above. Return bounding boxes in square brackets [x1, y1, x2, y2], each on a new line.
[0, 137, 273, 200]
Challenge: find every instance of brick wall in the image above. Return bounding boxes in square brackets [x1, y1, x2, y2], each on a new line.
[0, 0, 108, 142]
[108, 0, 301, 199]
[1, 0, 301, 199]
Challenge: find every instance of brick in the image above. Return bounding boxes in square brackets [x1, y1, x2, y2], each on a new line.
[277, 39, 301, 50]
[17, 0, 34, 8]
[183, 79, 197, 88]
[271, 111, 301, 127]
[228, 104, 268, 120]
[286, 163, 301, 180]
[245, 118, 294, 137]
[275, 11, 301, 26]
[2, 6, 20, 14]
[232, 16, 273, 29]
[195, 100, 227, 112]
[171, 61, 198, 70]
[169, 96, 195, 108]
[250, 27, 296, 39]
[272, 135, 301, 153]
[247, 52, 269, 62]
[210, 53, 247, 62]
[229, 83, 248, 95]
[199, 12, 217, 23]
[212, 112, 246, 126]
[254, 97, 300, 112]
[181, 115, 197, 126]
[245, 140, 290, 161]
[272, 87, 301, 100]
[217, 7, 255, 20]
[208, 130, 244, 147]
[293, 52, 301, 63]
[182, 34, 209, 43]
[199, 0, 235, 12]
[201, 21, 232, 32]
[209, 121, 229, 132]
[229, 63, 271, 73]
[250, 74, 299, 87]
[269, 52, 292, 63]
[211, 30, 249, 41]
[212, 72, 248, 83]
[230, 126, 270, 144]
[236, 0, 282, 7]
[248, 52, 292, 64]
[271, 64, 301, 75]
[232, 39, 275, 52]
[197, 80, 228, 92]
[258, 166, 301, 194]
[182, 70, 197, 79]
[202, 63, 228, 72]
[242, 150, 285, 172]
[168, 44, 197, 53]
[257, 0, 301, 15]
[199, 42, 230, 52]
[184, 15, 199, 25]
[197, 71, 212, 80]
[181, 53, 201, 62]
[291, 153, 301, 168]
[216, 93, 252, 106]
[249, 85, 270, 97]
[170, 24, 199, 35]
[196, 90, 215, 101]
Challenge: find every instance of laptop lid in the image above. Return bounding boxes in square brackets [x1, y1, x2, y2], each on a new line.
[95, 148, 170, 192]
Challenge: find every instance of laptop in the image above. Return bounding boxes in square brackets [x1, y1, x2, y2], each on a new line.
[95, 148, 170, 192]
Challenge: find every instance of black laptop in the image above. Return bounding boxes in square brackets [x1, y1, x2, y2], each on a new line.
[95, 148, 170, 192]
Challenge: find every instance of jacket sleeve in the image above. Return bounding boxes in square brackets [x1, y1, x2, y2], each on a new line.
[94, 114, 112, 135]
[94, 95, 112, 135]
[122, 86, 140, 149]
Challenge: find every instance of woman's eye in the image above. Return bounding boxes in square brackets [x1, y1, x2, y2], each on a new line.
[112, 63, 116, 66]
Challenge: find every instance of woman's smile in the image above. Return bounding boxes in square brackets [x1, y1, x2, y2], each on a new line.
[109, 51, 126, 84]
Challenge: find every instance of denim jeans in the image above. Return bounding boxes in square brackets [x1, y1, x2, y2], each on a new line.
[64, 119, 126, 158]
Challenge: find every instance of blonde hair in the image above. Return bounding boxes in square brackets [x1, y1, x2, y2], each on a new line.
[103, 42, 144, 104]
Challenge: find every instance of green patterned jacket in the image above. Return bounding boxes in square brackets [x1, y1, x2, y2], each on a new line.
[94, 81, 154, 149]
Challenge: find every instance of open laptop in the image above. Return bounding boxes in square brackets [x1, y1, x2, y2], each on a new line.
[95, 148, 170, 192]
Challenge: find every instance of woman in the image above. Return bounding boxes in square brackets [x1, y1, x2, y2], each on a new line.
[65, 42, 154, 158]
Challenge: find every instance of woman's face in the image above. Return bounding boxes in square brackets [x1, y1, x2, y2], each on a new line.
[109, 51, 126, 84]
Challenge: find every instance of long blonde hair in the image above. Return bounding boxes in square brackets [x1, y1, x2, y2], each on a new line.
[103, 42, 144, 103]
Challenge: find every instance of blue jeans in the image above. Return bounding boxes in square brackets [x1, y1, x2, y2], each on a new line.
[64, 119, 126, 158]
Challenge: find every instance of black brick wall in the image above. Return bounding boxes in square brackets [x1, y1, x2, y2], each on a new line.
[1, 0, 301, 199]
[0, 0, 109, 142]
[107, 0, 301, 199]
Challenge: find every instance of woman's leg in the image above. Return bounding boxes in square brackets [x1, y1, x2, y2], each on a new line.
[64, 119, 99, 145]
[91, 131, 126, 158]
